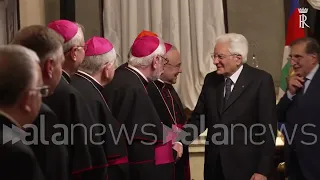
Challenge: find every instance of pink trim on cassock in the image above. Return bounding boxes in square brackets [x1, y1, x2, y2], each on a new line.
[71, 163, 109, 175]
[155, 142, 174, 165]
[108, 156, 129, 166]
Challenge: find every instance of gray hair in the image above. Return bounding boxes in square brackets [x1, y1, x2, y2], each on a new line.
[128, 42, 166, 67]
[0, 45, 40, 106]
[63, 24, 85, 53]
[79, 48, 117, 75]
[11, 25, 64, 65]
[215, 33, 249, 63]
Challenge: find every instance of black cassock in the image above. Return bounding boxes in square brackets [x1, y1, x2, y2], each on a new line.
[102, 64, 173, 180]
[42, 71, 108, 180]
[0, 114, 45, 180]
[147, 80, 191, 180]
[71, 71, 129, 180]
[26, 103, 69, 180]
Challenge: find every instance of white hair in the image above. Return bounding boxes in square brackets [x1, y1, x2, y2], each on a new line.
[128, 41, 166, 67]
[79, 48, 116, 75]
[215, 33, 249, 63]
[63, 24, 84, 52]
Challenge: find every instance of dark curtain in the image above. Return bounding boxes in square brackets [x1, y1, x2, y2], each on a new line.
[60, 0, 75, 21]
[222, 0, 228, 33]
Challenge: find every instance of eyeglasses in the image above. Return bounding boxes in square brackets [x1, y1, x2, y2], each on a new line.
[159, 55, 169, 65]
[210, 53, 239, 60]
[64, 44, 88, 54]
[30, 85, 50, 97]
[166, 63, 181, 68]
[287, 54, 304, 62]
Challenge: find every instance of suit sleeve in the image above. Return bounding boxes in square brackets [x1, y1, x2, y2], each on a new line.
[32, 111, 69, 180]
[257, 73, 277, 176]
[276, 93, 292, 123]
[180, 75, 208, 146]
[0, 147, 45, 180]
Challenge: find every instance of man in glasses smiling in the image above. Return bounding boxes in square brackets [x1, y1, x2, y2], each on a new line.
[147, 42, 189, 180]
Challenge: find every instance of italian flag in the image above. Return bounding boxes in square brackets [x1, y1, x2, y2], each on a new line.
[279, 0, 305, 98]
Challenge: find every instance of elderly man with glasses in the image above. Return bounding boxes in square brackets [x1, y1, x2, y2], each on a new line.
[277, 37, 320, 180]
[102, 35, 176, 180]
[179, 33, 277, 180]
[147, 42, 190, 180]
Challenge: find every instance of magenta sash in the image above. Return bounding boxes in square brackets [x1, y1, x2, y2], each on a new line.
[154, 124, 183, 165]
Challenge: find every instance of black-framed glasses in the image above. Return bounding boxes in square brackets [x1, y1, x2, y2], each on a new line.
[159, 55, 169, 65]
[30, 85, 50, 97]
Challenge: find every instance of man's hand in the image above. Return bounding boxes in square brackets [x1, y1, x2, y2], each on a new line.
[287, 75, 305, 95]
[172, 142, 183, 160]
[250, 173, 267, 180]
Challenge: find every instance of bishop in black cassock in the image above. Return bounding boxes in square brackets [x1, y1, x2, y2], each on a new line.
[102, 36, 176, 180]
[147, 43, 191, 180]
[45, 20, 108, 180]
[71, 36, 129, 180]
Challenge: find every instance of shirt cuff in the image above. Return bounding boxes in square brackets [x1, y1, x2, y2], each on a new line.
[173, 142, 183, 146]
[287, 91, 295, 100]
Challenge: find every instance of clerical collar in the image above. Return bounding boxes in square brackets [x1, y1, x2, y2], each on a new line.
[62, 70, 71, 83]
[226, 65, 243, 84]
[0, 110, 21, 128]
[128, 64, 149, 82]
[77, 70, 103, 88]
[154, 79, 166, 89]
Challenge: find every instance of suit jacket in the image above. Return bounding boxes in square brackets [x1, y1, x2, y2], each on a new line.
[26, 103, 69, 180]
[0, 114, 45, 180]
[277, 67, 320, 180]
[183, 64, 277, 180]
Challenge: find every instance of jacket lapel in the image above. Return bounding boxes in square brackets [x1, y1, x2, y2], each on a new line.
[216, 77, 225, 115]
[222, 64, 252, 113]
[301, 67, 320, 104]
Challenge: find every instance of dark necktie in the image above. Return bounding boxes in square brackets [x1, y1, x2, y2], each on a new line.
[224, 77, 233, 102]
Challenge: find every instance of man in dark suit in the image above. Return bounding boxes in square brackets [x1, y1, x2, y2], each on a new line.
[180, 33, 277, 180]
[0, 45, 45, 180]
[277, 37, 320, 180]
[11, 25, 69, 180]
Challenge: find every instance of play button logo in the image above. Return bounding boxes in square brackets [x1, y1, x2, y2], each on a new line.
[2, 124, 27, 145]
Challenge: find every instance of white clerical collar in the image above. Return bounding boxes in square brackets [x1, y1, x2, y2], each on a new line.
[62, 70, 70, 77]
[226, 65, 243, 84]
[0, 110, 21, 128]
[158, 79, 164, 83]
[128, 64, 148, 82]
[77, 70, 103, 86]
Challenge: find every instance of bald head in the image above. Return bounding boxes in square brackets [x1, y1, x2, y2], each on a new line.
[0, 45, 40, 106]
[161, 46, 182, 84]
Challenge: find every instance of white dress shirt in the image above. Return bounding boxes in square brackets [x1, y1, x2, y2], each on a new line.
[224, 65, 243, 96]
[287, 64, 319, 100]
